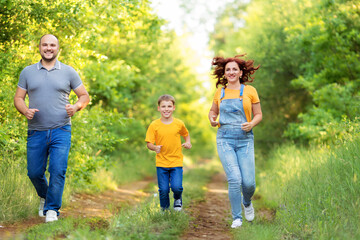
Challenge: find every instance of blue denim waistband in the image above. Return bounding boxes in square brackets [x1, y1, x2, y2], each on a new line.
[219, 124, 243, 129]
[217, 126, 254, 136]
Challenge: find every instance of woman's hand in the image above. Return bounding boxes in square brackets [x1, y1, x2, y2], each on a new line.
[241, 122, 253, 132]
[242, 102, 262, 132]
[209, 102, 219, 127]
[209, 115, 219, 127]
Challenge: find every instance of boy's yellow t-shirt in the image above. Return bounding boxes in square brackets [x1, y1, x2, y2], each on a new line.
[213, 84, 260, 122]
[145, 118, 189, 168]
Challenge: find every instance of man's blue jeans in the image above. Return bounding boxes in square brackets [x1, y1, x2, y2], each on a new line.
[27, 125, 71, 216]
[156, 167, 183, 210]
[217, 127, 256, 220]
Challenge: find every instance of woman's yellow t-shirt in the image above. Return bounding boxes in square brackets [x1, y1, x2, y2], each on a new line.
[145, 118, 189, 167]
[213, 85, 260, 122]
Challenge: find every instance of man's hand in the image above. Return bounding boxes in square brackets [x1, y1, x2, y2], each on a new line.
[25, 108, 39, 120]
[65, 104, 78, 117]
[182, 142, 192, 149]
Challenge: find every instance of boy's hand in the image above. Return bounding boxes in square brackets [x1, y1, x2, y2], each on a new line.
[182, 142, 192, 149]
[154, 145, 162, 153]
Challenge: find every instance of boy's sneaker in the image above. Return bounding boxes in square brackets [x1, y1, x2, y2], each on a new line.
[174, 199, 182, 211]
[45, 210, 58, 223]
[39, 198, 45, 217]
[244, 203, 255, 221]
[231, 218, 242, 228]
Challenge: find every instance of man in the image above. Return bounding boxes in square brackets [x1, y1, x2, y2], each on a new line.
[14, 34, 90, 223]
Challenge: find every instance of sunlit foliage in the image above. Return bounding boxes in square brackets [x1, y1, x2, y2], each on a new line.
[210, 0, 360, 145]
[0, 0, 214, 221]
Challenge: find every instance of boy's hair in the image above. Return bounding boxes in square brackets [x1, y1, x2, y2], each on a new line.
[157, 94, 175, 106]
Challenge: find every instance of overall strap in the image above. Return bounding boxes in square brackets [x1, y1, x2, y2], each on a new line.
[220, 87, 225, 101]
[240, 84, 245, 97]
[220, 85, 245, 101]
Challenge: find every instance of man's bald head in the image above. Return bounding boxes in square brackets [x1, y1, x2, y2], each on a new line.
[39, 34, 59, 46]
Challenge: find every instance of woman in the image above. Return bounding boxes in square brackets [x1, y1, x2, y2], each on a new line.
[208, 54, 262, 228]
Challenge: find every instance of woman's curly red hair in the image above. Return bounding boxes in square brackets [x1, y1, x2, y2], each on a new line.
[212, 54, 260, 88]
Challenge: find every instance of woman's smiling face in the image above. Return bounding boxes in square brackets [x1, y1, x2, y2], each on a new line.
[225, 61, 242, 84]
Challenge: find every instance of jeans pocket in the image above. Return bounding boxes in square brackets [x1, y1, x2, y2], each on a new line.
[59, 125, 71, 132]
[27, 130, 37, 137]
[217, 129, 227, 138]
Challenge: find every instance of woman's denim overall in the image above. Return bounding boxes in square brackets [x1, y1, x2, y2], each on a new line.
[216, 84, 256, 220]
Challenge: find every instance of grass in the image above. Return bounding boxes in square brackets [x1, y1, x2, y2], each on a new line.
[0, 156, 39, 223]
[247, 135, 360, 239]
[26, 217, 110, 240]
[0, 148, 155, 223]
[231, 183, 281, 240]
[109, 150, 156, 185]
[10, 128, 360, 239]
[233, 223, 281, 240]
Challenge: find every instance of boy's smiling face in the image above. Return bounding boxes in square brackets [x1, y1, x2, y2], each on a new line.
[158, 100, 175, 120]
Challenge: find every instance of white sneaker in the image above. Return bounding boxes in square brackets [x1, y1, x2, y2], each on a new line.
[174, 199, 182, 211]
[39, 198, 45, 217]
[45, 210, 58, 223]
[244, 203, 255, 221]
[231, 218, 242, 228]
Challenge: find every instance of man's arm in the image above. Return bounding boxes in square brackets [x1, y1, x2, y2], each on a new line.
[14, 87, 39, 120]
[65, 85, 90, 117]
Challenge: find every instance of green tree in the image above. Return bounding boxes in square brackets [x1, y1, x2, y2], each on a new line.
[285, 0, 360, 142]
[210, 0, 360, 146]
[209, 0, 309, 150]
[1, 0, 213, 187]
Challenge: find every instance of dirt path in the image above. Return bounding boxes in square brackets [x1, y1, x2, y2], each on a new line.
[0, 172, 275, 240]
[62, 178, 152, 219]
[0, 178, 153, 239]
[182, 173, 232, 240]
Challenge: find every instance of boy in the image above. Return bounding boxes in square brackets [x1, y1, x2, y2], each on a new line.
[145, 94, 192, 211]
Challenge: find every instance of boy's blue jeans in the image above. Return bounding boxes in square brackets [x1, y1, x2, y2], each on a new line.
[156, 167, 183, 210]
[27, 125, 71, 216]
[216, 127, 256, 220]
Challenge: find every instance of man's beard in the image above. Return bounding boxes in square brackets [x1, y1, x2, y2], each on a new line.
[41, 53, 57, 62]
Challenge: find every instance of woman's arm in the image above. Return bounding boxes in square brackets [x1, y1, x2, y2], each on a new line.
[241, 102, 262, 132]
[208, 102, 219, 127]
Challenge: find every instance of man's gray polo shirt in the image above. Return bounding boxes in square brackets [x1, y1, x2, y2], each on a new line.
[18, 60, 83, 130]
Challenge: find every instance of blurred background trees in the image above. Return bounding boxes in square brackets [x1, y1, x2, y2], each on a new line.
[0, 0, 213, 192]
[210, 0, 360, 148]
[2, 0, 359, 188]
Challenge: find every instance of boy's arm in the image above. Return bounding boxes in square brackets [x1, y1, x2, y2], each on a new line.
[181, 134, 192, 149]
[147, 142, 162, 154]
